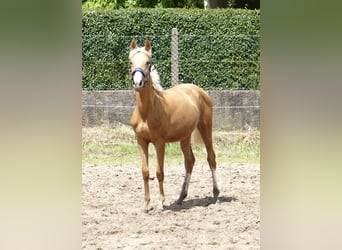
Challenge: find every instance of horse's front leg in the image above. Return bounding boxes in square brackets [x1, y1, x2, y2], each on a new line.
[137, 138, 151, 212]
[154, 140, 165, 210]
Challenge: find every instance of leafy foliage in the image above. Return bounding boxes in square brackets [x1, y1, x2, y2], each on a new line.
[82, 0, 125, 10]
[82, 0, 260, 9]
[82, 9, 260, 90]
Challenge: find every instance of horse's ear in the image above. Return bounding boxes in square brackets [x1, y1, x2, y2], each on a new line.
[130, 39, 137, 50]
[144, 39, 151, 53]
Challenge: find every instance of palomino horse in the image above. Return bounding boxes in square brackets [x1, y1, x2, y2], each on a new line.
[129, 39, 219, 211]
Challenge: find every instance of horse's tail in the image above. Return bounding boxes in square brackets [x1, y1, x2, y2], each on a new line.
[191, 127, 203, 144]
[191, 85, 213, 145]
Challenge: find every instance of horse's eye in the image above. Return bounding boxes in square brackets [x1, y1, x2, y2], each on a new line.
[146, 61, 151, 66]
[129, 61, 133, 66]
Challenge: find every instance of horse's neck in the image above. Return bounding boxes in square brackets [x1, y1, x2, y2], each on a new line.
[135, 79, 159, 120]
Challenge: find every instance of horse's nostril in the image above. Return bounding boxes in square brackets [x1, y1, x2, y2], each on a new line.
[139, 80, 143, 87]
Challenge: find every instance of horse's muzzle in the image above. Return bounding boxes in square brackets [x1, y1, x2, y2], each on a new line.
[132, 67, 146, 91]
[132, 80, 145, 91]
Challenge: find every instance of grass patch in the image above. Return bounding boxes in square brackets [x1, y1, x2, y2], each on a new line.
[82, 124, 260, 166]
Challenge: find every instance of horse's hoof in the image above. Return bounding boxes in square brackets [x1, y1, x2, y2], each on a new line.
[213, 187, 220, 199]
[176, 199, 183, 205]
[143, 206, 153, 213]
[142, 201, 153, 213]
[177, 191, 187, 205]
[157, 201, 165, 211]
[177, 196, 185, 205]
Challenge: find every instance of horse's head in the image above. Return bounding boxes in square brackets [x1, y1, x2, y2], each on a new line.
[129, 39, 152, 91]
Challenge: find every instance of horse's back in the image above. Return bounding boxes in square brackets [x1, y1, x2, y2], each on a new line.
[164, 83, 210, 101]
[161, 83, 212, 124]
[163, 83, 212, 112]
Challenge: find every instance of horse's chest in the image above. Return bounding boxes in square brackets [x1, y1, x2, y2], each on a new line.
[131, 111, 164, 141]
[132, 118, 164, 142]
[135, 122, 148, 134]
[132, 121, 151, 140]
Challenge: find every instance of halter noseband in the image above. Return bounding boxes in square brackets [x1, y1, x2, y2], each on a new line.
[131, 67, 147, 79]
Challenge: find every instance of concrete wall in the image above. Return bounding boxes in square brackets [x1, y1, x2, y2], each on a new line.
[82, 90, 260, 130]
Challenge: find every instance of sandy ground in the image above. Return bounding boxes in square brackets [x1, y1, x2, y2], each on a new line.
[82, 162, 259, 249]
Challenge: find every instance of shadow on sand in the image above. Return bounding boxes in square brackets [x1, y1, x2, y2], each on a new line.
[163, 195, 238, 212]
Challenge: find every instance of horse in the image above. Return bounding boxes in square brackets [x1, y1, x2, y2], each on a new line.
[129, 39, 219, 212]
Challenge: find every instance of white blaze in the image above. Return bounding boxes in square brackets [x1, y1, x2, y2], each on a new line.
[133, 71, 144, 86]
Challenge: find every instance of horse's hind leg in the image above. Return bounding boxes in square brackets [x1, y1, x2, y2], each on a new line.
[177, 136, 195, 204]
[198, 123, 220, 200]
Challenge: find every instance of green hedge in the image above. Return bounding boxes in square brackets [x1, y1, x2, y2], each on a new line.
[82, 9, 260, 90]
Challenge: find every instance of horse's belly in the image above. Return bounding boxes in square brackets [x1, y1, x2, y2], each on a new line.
[166, 131, 192, 142]
[165, 121, 197, 142]
[163, 107, 199, 142]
